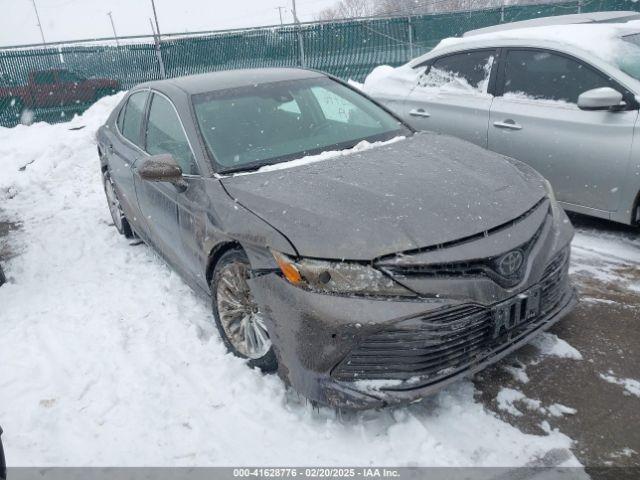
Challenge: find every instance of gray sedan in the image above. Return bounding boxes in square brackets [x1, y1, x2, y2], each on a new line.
[97, 68, 575, 409]
[366, 14, 640, 228]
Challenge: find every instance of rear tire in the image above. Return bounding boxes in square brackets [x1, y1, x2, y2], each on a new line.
[211, 249, 278, 372]
[102, 170, 134, 239]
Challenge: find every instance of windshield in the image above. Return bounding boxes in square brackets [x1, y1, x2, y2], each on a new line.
[192, 76, 410, 173]
[618, 33, 640, 81]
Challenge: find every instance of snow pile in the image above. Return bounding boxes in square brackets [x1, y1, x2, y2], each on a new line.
[497, 388, 543, 417]
[363, 64, 419, 99]
[530, 333, 583, 361]
[497, 389, 577, 419]
[600, 372, 640, 398]
[503, 363, 530, 384]
[547, 404, 578, 418]
[0, 95, 581, 467]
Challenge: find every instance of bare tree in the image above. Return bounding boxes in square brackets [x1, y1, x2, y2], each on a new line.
[316, 0, 376, 20]
[318, 0, 564, 20]
[317, 7, 340, 21]
[374, 0, 564, 16]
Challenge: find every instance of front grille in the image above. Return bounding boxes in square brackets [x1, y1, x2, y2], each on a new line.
[541, 247, 570, 315]
[332, 250, 570, 386]
[380, 220, 546, 288]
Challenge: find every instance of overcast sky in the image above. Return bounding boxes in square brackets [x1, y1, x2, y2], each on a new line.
[0, 0, 338, 47]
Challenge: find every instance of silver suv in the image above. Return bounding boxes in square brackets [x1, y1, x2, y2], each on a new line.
[366, 12, 640, 227]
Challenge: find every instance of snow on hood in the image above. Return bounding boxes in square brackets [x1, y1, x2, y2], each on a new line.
[232, 136, 406, 176]
[222, 132, 546, 260]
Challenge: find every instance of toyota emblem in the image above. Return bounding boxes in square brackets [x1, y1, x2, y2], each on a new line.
[497, 250, 524, 277]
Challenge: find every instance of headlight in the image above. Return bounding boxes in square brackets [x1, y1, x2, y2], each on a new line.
[271, 251, 414, 297]
[543, 178, 562, 219]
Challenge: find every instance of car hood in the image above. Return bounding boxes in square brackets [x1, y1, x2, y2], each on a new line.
[221, 132, 547, 260]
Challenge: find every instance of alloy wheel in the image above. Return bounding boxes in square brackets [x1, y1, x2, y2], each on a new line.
[104, 173, 124, 232]
[216, 261, 272, 359]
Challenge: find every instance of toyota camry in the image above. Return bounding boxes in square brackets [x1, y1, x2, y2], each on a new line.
[97, 68, 576, 409]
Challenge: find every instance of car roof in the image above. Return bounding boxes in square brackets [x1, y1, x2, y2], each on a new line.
[410, 14, 640, 67]
[138, 68, 326, 95]
[404, 13, 640, 94]
[464, 11, 640, 37]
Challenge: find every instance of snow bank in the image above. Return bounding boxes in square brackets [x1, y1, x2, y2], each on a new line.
[530, 333, 583, 361]
[0, 96, 580, 467]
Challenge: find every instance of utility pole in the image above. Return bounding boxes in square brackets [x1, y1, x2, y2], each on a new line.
[107, 12, 119, 47]
[150, 0, 162, 40]
[30, 0, 46, 45]
[276, 6, 286, 26]
[291, 0, 300, 23]
[149, 17, 166, 79]
[291, 0, 305, 67]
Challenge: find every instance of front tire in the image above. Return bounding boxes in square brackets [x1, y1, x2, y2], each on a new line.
[211, 249, 278, 372]
[102, 170, 133, 238]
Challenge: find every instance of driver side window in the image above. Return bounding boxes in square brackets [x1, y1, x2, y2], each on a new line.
[502, 49, 615, 104]
[145, 93, 198, 175]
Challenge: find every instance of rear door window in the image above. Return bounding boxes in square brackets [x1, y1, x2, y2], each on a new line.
[120, 91, 148, 147]
[418, 50, 495, 94]
[501, 49, 615, 104]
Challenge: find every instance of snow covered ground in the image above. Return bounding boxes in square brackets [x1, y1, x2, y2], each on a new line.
[0, 96, 636, 468]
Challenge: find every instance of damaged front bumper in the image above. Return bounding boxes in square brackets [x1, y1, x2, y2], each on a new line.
[249, 246, 576, 409]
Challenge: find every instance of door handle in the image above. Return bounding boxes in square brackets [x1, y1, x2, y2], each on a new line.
[409, 108, 431, 118]
[493, 120, 522, 130]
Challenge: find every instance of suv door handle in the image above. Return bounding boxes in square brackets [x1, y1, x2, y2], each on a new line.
[493, 120, 522, 130]
[409, 108, 431, 118]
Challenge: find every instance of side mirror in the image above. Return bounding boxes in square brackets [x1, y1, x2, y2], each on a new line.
[137, 154, 186, 188]
[577, 87, 624, 111]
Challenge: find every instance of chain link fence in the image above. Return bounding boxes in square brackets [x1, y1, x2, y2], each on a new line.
[0, 0, 637, 127]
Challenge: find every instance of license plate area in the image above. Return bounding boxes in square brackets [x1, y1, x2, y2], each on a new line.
[492, 286, 541, 339]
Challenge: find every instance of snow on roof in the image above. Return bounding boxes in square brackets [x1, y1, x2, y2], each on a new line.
[433, 19, 640, 68]
[463, 11, 640, 37]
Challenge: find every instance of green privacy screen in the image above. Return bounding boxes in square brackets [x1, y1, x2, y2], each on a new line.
[0, 0, 637, 126]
